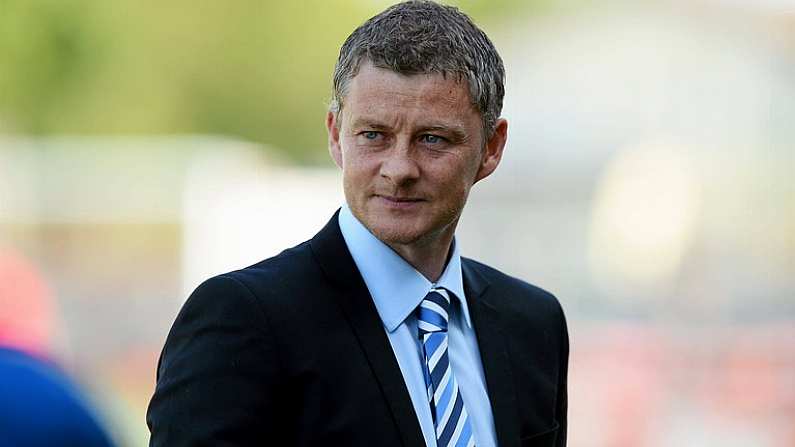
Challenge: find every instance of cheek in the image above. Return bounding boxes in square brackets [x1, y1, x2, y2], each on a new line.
[466, 150, 485, 176]
[341, 152, 377, 189]
[446, 154, 481, 190]
[433, 175, 472, 209]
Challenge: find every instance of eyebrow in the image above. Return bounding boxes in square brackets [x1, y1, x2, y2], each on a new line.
[349, 119, 391, 131]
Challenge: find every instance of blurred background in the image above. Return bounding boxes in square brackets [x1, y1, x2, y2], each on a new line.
[1, 0, 793, 445]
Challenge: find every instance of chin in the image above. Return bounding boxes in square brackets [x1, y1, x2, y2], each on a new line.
[367, 221, 426, 246]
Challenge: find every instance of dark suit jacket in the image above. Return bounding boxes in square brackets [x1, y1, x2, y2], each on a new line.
[147, 212, 569, 446]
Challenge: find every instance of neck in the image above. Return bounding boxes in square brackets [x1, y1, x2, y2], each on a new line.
[386, 229, 455, 282]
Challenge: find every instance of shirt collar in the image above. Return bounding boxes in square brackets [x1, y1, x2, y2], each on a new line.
[338, 204, 472, 332]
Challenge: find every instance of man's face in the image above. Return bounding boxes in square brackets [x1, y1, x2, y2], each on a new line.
[327, 62, 506, 249]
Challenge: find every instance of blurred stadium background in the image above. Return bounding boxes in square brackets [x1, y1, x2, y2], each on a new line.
[1, 1, 793, 445]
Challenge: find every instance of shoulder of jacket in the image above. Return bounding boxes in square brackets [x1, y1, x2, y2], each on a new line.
[190, 240, 319, 306]
[462, 257, 564, 316]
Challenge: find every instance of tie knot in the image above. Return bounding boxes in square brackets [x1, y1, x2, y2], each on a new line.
[417, 288, 451, 334]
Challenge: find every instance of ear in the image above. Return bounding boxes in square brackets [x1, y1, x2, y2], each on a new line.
[326, 111, 343, 169]
[474, 118, 508, 183]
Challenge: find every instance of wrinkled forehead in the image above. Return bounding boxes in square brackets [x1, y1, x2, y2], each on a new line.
[339, 58, 477, 110]
[348, 63, 473, 107]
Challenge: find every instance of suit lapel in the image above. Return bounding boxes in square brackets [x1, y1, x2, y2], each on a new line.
[462, 259, 521, 447]
[309, 211, 425, 447]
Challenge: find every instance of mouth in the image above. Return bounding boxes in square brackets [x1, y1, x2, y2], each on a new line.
[377, 195, 424, 203]
[375, 194, 425, 208]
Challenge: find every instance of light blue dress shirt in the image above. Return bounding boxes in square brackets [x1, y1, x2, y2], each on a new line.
[338, 204, 498, 447]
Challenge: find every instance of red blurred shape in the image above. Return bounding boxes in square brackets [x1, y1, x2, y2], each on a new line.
[0, 250, 56, 358]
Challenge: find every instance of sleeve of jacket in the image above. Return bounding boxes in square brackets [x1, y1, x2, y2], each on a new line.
[555, 301, 569, 447]
[146, 274, 287, 446]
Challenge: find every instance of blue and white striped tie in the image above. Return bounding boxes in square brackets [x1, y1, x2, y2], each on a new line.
[417, 287, 475, 447]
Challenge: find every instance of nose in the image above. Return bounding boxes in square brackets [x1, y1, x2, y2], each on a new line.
[379, 140, 420, 187]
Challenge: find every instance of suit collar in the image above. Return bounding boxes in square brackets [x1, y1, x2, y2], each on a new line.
[309, 210, 426, 446]
[462, 259, 522, 447]
[461, 257, 489, 300]
[309, 209, 361, 290]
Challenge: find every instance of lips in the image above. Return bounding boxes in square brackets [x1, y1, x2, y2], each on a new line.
[378, 195, 424, 203]
[374, 194, 426, 209]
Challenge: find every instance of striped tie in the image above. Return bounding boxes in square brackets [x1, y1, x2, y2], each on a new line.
[417, 287, 475, 447]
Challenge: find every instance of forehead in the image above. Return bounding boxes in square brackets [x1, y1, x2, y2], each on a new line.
[342, 62, 478, 125]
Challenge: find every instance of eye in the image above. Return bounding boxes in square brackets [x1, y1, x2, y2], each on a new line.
[356, 130, 387, 148]
[420, 134, 444, 144]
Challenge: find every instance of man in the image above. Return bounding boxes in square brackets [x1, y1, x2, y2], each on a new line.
[147, 2, 568, 446]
